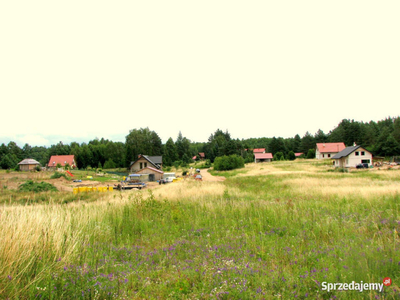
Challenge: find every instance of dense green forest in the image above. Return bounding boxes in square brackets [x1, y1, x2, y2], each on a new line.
[1, 117, 399, 170]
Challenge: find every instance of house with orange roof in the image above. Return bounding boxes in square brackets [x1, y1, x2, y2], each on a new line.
[315, 143, 346, 159]
[47, 155, 76, 169]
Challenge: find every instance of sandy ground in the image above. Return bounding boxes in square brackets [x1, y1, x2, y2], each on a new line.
[199, 168, 225, 182]
[0, 169, 225, 193]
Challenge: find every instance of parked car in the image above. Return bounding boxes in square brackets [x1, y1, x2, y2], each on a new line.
[195, 174, 202, 181]
[356, 163, 369, 169]
[164, 176, 176, 183]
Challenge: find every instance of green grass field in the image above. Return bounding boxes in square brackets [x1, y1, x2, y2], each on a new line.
[1, 161, 399, 299]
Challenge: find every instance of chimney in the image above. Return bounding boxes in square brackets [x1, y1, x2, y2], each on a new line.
[323, 143, 325, 147]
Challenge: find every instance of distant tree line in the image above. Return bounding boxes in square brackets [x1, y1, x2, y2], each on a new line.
[1, 117, 399, 170]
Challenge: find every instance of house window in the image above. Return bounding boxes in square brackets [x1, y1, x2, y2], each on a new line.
[362, 159, 370, 164]
[144, 162, 147, 168]
[323, 154, 325, 158]
[328, 154, 331, 158]
[140, 162, 143, 169]
[361, 151, 365, 156]
[355, 152, 359, 156]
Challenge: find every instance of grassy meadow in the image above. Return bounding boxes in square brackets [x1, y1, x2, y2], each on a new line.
[1, 160, 400, 299]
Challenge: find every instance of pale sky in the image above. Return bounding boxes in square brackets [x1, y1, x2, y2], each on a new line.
[1, 1, 399, 147]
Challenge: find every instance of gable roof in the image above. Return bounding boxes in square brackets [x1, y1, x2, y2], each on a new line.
[144, 155, 162, 165]
[316, 143, 346, 153]
[48, 155, 75, 167]
[198, 152, 205, 158]
[332, 145, 362, 159]
[255, 153, 273, 159]
[253, 148, 265, 153]
[18, 158, 40, 165]
[295, 153, 304, 157]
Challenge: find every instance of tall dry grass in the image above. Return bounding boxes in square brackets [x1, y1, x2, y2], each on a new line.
[1, 162, 399, 299]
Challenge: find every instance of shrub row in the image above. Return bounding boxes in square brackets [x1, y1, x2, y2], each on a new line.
[213, 154, 244, 171]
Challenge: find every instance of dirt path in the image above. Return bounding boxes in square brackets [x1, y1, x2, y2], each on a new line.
[199, 168, 225, 182]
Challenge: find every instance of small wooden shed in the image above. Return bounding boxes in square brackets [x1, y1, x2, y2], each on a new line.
[18, 158, 41, 171]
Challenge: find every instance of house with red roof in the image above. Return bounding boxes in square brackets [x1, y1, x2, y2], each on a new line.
[253, 148, 266, 154]
[255, 152, 273, 163]
[48, 155, 76, 169]
[315, 143, 346, 159]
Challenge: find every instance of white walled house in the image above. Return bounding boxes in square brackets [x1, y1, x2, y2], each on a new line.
[332, 145, 373, 168]
[315, 143, 346, 159]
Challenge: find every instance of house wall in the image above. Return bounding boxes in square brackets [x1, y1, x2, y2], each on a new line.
[130, 158, 150, 173]
[346, 148, 372, 167]
[316, 150, 338, 159]
[19, 164, 37, 171]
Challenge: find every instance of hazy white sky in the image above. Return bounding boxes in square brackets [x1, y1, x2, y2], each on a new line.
[1, 1, 399, 147]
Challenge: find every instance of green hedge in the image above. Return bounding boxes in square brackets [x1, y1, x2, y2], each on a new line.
[213, 155, 244, 171]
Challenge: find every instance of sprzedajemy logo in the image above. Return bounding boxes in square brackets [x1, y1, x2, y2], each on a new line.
[321, 278, 392, 293]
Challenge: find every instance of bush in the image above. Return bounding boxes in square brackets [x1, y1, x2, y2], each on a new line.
[173, 161, 181, 169]
[307, 149, 316, 159]
[274, 152, 284, 161]
[204, 159, 211, 168]
[287, 151, 296, 161]
[213, 155, 244, 171]
[51, 171, 69, 180]
[18, 180, 58, 192]
[103, 159, 116, 169]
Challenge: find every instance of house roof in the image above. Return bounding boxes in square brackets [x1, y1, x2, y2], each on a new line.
[48, 155, 75, 167]
[253, 148, 266, 153]
[316, 143, 346, 153]
[295, 153, 304, 157]
[136, 166, 164, 174]
[198, 152, 205, 158]
[144, 155, 162, 165]
[255, 153, 273, 159]
[18, 158, 40, 165]
[332, 145, 362, 159]
[192, 156, 197, 160]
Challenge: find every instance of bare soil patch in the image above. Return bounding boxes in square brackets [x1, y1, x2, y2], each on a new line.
[199, 168, 225, 182]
